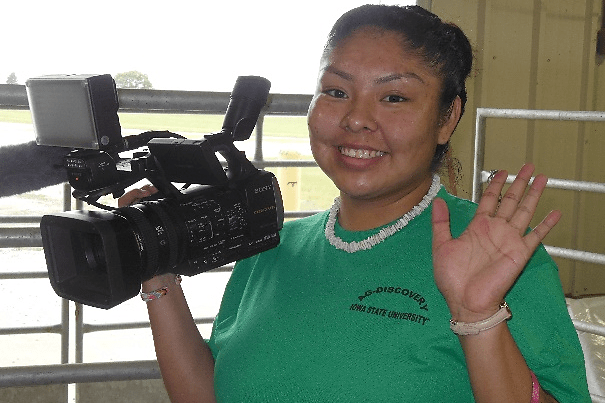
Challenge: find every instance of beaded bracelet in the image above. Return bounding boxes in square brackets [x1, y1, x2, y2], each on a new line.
[450, 302, 512, 335]
[140, 275, 182, 302]
[530, 370, 540, 403]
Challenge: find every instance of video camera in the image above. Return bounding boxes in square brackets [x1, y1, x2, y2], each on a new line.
[26, 74, 284, 309]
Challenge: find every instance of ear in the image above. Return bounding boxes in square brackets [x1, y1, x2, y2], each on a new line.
[437, 96, 462, 145]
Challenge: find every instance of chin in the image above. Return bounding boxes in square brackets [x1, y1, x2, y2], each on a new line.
[336, 183, 386, 201]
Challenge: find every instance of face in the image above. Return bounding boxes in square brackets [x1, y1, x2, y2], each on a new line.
[307, 28, 458, 205]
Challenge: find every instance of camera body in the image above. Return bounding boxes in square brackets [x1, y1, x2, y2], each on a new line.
[27, 74, 284, 309]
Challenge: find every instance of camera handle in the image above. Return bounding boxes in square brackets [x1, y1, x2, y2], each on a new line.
[204, 131, 259, 185]
[72, 173, 146, 210]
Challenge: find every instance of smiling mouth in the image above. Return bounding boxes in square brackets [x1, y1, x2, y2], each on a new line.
[338, 146, 386, 159]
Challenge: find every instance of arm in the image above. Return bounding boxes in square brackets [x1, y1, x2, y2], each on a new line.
[143, 274, 217, 403]
[432, 164, 562, 402]
[456, 321, 558, 402]
[119, 189, 216, 402]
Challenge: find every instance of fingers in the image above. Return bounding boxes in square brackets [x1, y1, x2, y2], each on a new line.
[477, 164, 539, 222]
[118, 184, 158, 207]
[524, 209, 562, 250]
[431, 197, 453, 249]
[506, 172, 547, 231]
[496, 163, 535, 221]
[475, 169, 508, 216]
[476, 163, 559, 237]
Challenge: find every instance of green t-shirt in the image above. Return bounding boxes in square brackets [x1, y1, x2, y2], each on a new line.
[208, 188, 590, 402]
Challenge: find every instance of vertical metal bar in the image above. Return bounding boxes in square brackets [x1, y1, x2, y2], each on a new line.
[61, 299, 69, 364]
[254, 114, 265, 162]
[74, 302, 83, 403]
[61, 182, 71, 373]
[472, 109, 487, 202]
[75, 302, 83, 363]
[62, 183, 71, 211]
[63, 183, 79, 403]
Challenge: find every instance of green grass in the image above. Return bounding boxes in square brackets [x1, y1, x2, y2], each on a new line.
[0, 109, 32, 124]
[0, 110, 310, 138]
[118, 113, 310, 139]
[0, 109, 339, 213]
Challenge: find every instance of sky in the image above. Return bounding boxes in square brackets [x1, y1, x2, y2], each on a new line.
[3, 0, 414, 95]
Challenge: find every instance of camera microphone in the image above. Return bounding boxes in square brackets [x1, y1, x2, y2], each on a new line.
[0, 141, 69, 198]
[222, 76, 271, 141]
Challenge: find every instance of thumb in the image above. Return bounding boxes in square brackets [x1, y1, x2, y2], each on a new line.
[431, 197, 452, 249]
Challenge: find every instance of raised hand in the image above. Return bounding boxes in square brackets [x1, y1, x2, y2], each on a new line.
[431, 163, 562, 323]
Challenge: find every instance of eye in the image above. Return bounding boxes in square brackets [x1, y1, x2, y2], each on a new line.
[382, 94, 408, 103]
[324, 88, 348, 99]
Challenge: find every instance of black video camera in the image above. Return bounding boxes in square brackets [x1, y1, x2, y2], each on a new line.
[26, 74, 284, 309]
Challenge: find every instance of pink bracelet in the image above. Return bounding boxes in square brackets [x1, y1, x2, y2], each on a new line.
[530, 370, 540, 403]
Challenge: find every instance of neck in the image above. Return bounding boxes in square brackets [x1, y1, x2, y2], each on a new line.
[337, 174, 437, 231]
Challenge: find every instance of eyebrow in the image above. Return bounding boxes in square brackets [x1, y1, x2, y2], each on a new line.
[323, 66, 353, 81]
[323, 66, 425, 85]
[375, 72, 425, 85]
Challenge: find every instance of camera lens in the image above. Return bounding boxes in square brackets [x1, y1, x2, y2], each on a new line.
[79, 232, 107, 274]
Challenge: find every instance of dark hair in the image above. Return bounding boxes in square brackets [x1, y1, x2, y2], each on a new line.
[323, 5, 473, 171]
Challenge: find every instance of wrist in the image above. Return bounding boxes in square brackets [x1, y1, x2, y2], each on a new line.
[447, 300, 505, 324]
[141, 273, 179, 293]
[450, 302, 512, 336]
[140, 274, 182, 302]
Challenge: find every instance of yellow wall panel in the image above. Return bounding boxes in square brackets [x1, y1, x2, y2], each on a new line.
[480, 1, 536, 109]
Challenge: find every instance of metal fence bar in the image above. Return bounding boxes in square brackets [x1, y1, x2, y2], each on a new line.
[573, 320, 605, 338]
[0, 227, 42, 248]
[473, 108, 605, 202]
[0, 216, 43, 223]
[57, 184, 71, 367]
[546, 246, 605, 266]
[61, 299, 69, 364]
[0, 271, 47, 280]
[479, 171, 605, 194]
[82, 317, 215, 334]
[0, 325, 63, 336]
[0, 84, 313, 116]
[0, 361, 161, 387]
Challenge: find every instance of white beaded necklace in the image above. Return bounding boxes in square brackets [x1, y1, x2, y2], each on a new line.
[324, 174, 441, 253]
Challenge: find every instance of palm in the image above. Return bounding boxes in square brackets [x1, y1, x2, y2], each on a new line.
[431, 164, 561, 322]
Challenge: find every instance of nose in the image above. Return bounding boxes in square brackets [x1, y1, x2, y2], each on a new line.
[340, 98, 378, 133]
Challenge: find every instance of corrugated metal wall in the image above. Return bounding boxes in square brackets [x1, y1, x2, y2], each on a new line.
[423, 0, 605, 296]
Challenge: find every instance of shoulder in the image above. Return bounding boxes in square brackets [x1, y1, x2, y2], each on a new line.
[436, 187, 477, 215]
[281, 210, 329, 233]
[235, 210, 329, 269]
[275, 210, 330, 248]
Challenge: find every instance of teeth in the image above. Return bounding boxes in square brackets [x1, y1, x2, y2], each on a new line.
[339, 146, 385, 159]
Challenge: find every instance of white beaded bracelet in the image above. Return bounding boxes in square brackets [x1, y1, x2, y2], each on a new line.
[140, 275, 182, 302]
[449, 302, 512, 336]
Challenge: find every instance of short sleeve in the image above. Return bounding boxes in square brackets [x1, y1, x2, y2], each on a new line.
[507, 246, 591, 402]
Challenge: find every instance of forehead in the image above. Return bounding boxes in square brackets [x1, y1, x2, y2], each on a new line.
[321, 27, 439, 82]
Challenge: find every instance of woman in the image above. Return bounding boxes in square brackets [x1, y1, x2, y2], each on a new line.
[130, 5, 590, 402]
